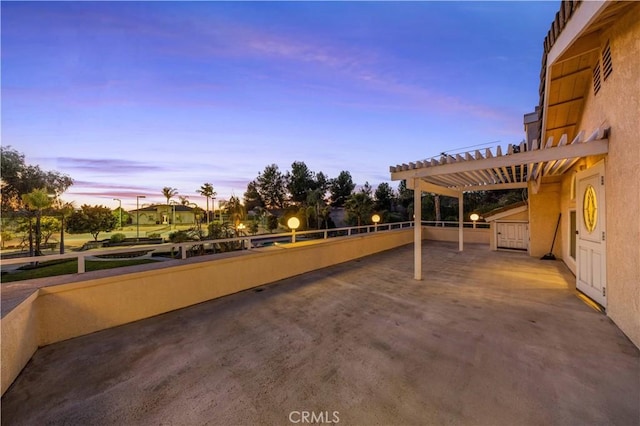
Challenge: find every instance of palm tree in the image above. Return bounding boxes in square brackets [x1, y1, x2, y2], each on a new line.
[306, 188, 326, 229]
[197, 183, 216, 227]
[56, 201, 75, 254]
[178, 195, 190, 206]
[345, 192, 373, 227]
[162, 187, 178, 205]
[22, 188, 52, 256]
[161, 187, 179, 227]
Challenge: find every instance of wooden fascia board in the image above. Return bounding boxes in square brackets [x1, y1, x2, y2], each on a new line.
[541, 2, 607, 142]
[390, 139, 608, 181]
[547, 1, 607, 66]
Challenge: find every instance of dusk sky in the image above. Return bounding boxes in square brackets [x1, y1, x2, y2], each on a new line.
[2, 1, 560, 210]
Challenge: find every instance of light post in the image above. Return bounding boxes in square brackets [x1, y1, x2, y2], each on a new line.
[136, 195, 146, 241]
[169, 200, 177, 230]
[470, 213, 480, 229]
[189, 203, 201, 231]
[113, 198, 122, 230]
[218, 199, 225, 222]
[236, 222, 246, 249]
[372, 214, 381, 232]
[287, 217, 300, 243]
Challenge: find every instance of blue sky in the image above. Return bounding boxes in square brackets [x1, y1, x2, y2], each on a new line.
[2, 1, 560, 210]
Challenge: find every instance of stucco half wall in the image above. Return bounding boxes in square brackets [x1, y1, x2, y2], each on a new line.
[1, 229, 419, 395]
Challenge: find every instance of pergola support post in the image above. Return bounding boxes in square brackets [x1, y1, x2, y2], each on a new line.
[459, 192, 464, 252]
[414, 178, 422, 280]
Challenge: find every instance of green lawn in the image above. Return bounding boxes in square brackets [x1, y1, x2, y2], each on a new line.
[1, 258, 158, 283]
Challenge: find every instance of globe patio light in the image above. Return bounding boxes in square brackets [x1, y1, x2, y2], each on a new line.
[372, 214, 381, 231]
[288, 217, 300, 243]
[236, 223, 246, 249]
[470, 213, 480, 228]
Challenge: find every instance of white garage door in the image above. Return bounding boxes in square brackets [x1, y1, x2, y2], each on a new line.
[496, 222, 529, 251]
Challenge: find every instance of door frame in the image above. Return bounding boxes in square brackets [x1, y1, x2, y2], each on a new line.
[565, 208, 577, 275]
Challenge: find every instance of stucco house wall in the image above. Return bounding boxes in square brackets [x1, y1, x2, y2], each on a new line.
[131, 205, 196, 225]
[539, 3, 640, 347]
[528, 180, 562, 259]
[575, 5, 640, 348]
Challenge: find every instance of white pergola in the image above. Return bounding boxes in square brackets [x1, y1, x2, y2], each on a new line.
[389, 127, 609, 280]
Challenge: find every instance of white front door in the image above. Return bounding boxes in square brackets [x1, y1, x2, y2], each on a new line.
[496, 222, 529, 250]
[576, 161, 606, 307]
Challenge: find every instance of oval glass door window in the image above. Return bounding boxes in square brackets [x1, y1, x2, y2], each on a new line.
[583, 184, 597, 233]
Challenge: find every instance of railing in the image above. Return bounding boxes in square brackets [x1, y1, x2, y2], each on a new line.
[422, 220, 490, 229]
[0, 221, 416, 276]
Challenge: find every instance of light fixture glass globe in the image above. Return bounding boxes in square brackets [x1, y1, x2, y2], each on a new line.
[470, 213, 480, 222]
[371, 214, 381, 224]
[287, 217, 300, 230]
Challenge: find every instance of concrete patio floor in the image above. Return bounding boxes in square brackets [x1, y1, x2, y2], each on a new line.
[2, 241, 639, 425]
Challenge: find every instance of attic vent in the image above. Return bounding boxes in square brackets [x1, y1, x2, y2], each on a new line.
[602, 41, 613, 80]
[592, 62, 602, 95]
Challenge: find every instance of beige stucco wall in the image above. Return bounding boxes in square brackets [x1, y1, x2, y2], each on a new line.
[574, 4, 640, 349]
[0, 292, 40, 399]
[528, 180, 562, 259]
[423, 226, 489, 245]
[1, 229, 415, 395]
[544, 4, 640, 348]
[131, 209, 196, 225]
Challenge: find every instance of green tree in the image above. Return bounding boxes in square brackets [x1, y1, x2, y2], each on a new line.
[374, 182, 394, 212]
[255, 164, 288, 209]
[244, 180, 264, 211]
[330, 171, 355, 207]
[287, 161, 315, 204]
[345, 191, 374, 227]
[1, 146, 73, 212]
[112, 207, 130, 228]
[178, 195, 190, 206]
[306, 188, 326, 229]
[21, 189, 53, 256]
[315, 171, 329, 197]
[225, 195, 246, 227]
[266, 214, 279, 233]
[66, 205, 118, 241]
[39, 216, 61, 246]
[361, 181, 373, 197]
[55, 201, 75, 254]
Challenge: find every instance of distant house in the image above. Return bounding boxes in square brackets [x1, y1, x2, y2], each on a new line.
[390, 1, 639, 348]
[129, 204, 198, 225]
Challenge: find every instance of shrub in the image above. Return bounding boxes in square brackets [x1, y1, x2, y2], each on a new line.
[168, 230, 192, 243]
[110, 233, 127, 243]
[267, 215, 279, 233]
[148, 233, 161, 239]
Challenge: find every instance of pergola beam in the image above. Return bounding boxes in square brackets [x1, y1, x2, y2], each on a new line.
[408, 180, 461, 198]
[454, 182, 528, 192]
[391, 139, 608, 181]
